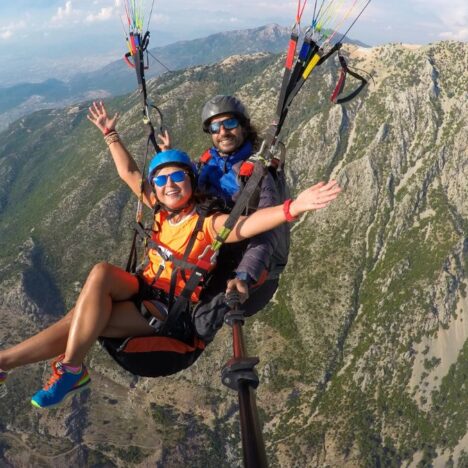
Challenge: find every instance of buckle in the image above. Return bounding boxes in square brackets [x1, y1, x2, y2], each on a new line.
[148, 316, 162, 331]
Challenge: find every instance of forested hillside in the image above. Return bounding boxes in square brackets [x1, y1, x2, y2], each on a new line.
[0, 41, 467, 467]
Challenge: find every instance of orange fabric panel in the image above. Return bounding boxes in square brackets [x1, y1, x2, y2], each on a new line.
[141, 211, 215, 302]
[124, 335, 206, 353]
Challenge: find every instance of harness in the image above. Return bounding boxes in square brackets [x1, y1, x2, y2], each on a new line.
[128, 198, 237, 339]
[135, 207, 208, 305]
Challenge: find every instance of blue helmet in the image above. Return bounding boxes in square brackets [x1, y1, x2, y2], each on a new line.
[147, 149, 197, 183]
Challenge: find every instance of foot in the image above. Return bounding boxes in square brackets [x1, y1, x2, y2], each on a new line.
[31, 358, 90, 409]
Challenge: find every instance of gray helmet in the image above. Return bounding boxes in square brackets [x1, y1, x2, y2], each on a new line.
[201, 95, 250, 133]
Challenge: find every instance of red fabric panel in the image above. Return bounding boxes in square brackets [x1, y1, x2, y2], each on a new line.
[124, 336, 206, 354]
[239, 161, 255, 177]
[199, 149, 212, 164]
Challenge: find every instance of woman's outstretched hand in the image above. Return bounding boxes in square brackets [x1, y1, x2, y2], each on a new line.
[290, 180, 341, 217]
[87, 101, 119, 135]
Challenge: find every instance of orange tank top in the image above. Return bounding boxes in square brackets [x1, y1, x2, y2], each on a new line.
[141, 209, 216, 302]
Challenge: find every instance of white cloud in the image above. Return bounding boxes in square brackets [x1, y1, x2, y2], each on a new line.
[52, 1, 75, 23]
[0, 20, 27, 41]
[440, 28, 468, 41]
[86, 7, 115, 23]
[151, 14, 170, 25]
[1, 30, 12, 40]
[410, 0, 468, 41]
[50, 1, 121, 27]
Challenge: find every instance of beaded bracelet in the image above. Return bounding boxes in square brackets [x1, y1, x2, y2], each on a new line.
[104, 131, 120, 146]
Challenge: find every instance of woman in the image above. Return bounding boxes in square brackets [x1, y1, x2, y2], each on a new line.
[0, 104, 340, 409]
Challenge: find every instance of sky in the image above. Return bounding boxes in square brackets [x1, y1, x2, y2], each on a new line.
[0, 0, 466, 85]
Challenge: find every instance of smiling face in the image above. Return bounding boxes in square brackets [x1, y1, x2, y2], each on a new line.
[209, 113, 246, 155]
[152, 165, 193, 210]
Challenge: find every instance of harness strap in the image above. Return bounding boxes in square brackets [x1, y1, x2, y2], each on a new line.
[282, 35, 316, 113]
[145, 241, 196, 270]
[167, 211, 207, 308]
[179, 212, 206, 281]
[125, 229, 139, 273]
[281, 44, 320, 114]
[277, 37, 321, 134]
[331, 55, 368, 104]
[276, 24, 300, 122]
[149, 262, 165, 288]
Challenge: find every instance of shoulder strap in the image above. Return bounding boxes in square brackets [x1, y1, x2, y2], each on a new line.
[167, 210, 207, 308]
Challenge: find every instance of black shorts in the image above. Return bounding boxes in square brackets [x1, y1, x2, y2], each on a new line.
[98, 275, 206, 378]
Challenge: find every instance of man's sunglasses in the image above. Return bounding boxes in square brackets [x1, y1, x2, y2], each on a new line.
[208, 117, 240, 134]
[152, 170, 187, 187]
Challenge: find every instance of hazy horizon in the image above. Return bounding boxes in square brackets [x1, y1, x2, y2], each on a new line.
[0, 0, 466, 86]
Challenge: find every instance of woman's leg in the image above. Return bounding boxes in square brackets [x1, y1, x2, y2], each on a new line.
[63, 262, 151, 366]
[0, 262, 155, 372]
[100, 301, 155, 338]
[0, 309, 74, 371]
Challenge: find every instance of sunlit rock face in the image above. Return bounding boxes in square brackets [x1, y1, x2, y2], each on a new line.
[0, 41, 466, 467]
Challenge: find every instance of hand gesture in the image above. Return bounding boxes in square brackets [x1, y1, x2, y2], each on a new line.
[157, 129, 172, 151]
[290, 180, 341, 217]
[87, 101, 119, 135]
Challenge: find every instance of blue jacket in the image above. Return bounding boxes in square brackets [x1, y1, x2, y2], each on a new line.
[198, 141, 289, 282]
[198, 141, 253, 204]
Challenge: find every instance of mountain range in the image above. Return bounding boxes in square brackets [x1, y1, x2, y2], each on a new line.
[0, 38, 467, 466]
[0, 24, 367, 132]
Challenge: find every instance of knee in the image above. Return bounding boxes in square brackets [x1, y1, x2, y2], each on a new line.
[86, 262, 115, 286]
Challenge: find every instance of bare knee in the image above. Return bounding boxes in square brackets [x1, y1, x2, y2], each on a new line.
[85, 262, 115, 288]
[81, 262, 137, 300]
[89, 262, 114, 278]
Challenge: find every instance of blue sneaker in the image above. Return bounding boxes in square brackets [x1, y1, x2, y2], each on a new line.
[31, 359, 90, 409]
[0, 370, 7, 385]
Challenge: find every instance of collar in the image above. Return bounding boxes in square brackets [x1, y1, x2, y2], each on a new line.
[209, 140, 253, 165]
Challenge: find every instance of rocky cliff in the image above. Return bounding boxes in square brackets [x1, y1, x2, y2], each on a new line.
[0, 40, 466, 467]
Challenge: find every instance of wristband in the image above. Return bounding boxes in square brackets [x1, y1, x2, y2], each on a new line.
[235, 272, 254, 285]
[283, 198, 298, 222]
[103, 127, 113, 136]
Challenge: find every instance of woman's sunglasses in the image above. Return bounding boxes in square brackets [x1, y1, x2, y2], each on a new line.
[152, 170, 187, 187]
[208, 117, 240, 134]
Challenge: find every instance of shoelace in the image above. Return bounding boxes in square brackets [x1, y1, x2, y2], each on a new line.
[43, 360, 65, 390]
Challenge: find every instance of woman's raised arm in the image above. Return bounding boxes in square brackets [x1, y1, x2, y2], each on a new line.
[87, 101, 155, 208]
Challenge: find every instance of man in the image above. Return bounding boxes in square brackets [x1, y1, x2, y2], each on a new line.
[193, 95, 290, 340]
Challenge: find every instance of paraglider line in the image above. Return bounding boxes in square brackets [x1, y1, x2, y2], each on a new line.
[147, 51, 172, 72]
